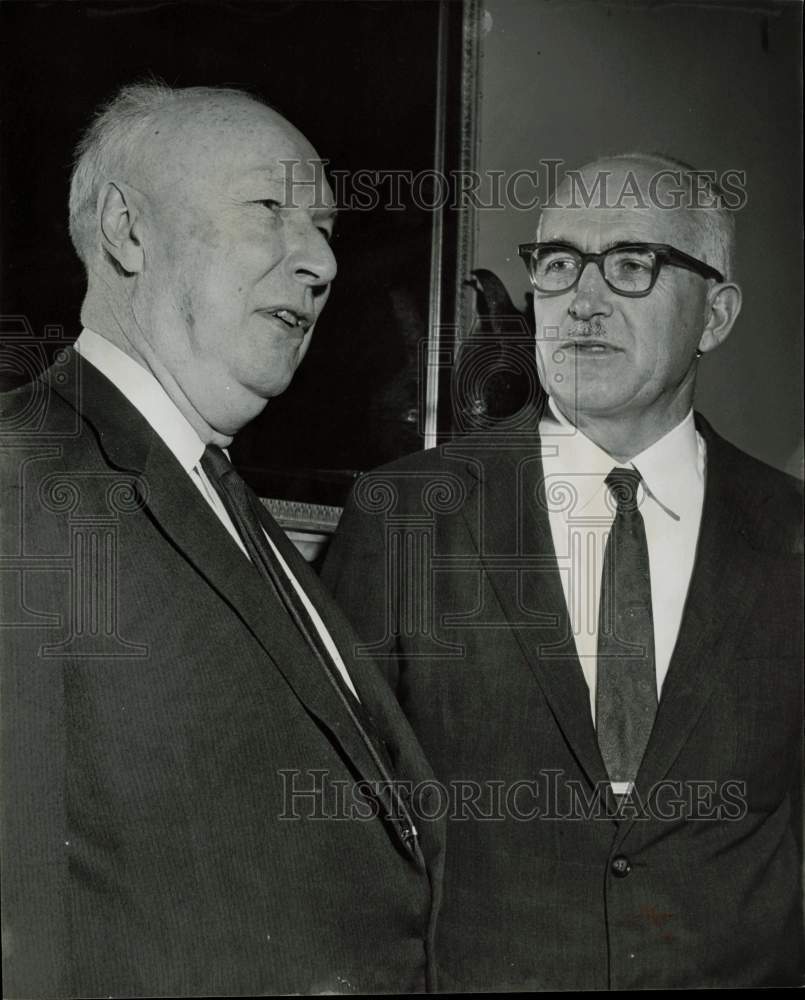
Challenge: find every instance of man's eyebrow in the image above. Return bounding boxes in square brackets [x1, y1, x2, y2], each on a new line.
[543, 235, 652, 251]
[599, 238, 653, 251]
[239, 169, 339, 217]
[242, 165, 331, 187]
[540, 233, 576, 246]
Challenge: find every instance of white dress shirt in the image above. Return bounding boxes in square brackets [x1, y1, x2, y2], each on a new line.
[74, 329, 359, 699]
[539, 398, 706, 727]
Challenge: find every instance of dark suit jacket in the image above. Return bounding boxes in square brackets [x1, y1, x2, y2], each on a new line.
[0, 350, 444, 998]
[323, 404, 803, 990]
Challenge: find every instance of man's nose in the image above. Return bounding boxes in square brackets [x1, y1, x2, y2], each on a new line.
[286, 218, 338, 287]
[568, 261, 612, 320]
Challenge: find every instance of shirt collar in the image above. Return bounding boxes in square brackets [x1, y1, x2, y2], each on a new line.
[541, 396, 704, 520]
[74, 328, 205, 472]
[630, 410, 704, 521]
[540, 398, 614, 513]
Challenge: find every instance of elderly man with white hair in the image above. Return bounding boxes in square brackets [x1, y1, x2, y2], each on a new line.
[0, 83, 444, 998]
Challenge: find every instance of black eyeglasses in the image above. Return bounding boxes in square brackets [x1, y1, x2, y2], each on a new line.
[517, 242, 724, 297]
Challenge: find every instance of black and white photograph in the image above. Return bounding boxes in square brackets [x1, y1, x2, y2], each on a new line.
[1, 0, 802, 994]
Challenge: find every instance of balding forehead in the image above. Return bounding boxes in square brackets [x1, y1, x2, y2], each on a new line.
[537, 208, 701, 262]
[135, 96, 316, 192]
[150, 95, 305, 153]
[184, 95, 308, 145]
[552, 158, 689, 207]
[544, 164, 701, 244]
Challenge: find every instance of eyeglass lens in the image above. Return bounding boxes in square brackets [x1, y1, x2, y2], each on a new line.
[532, 246, 657, 293]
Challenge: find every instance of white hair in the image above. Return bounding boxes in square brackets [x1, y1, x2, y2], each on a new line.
[541, 151, 737, 281]
[68, 81, 266, 267]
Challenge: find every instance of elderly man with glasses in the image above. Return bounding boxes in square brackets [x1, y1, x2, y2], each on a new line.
[324, 153, 803, 990]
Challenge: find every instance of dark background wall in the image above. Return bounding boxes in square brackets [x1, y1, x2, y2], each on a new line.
[475, 0, 803, 476]
[2, 0, 802, 479]
[0, 0, 445, 503]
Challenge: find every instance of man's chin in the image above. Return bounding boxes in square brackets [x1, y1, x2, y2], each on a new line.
[202, 381, 285, 438]
[548, 381, 624, 421]
[212, 348, 307, 432]
[256, 367, 297, 401]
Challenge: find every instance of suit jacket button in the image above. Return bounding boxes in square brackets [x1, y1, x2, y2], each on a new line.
[611, 855, 631, 878]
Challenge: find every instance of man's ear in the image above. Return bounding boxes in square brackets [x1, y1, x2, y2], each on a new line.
[698, 281, 742, 355]
[98, 181, 145, 274]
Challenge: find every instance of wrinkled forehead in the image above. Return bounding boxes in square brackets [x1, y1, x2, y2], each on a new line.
[138, 99, 334, 209]
[236, 153, 335, 210]
[538, 204, 697, 254]
[538, 163, 699, 253]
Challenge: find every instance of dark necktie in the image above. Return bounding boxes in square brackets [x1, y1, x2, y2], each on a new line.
[596, 467, 658, 787]
[200, 444, 359, 706]
[200, 445, 422, 858]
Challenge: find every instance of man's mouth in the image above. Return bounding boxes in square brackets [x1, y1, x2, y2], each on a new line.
[262, 307, 313, 332]
[560, 340, 622, 354]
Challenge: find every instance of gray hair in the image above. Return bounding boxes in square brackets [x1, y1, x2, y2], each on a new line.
[542, 151, 737, 281]
[68, 81, 265, 267]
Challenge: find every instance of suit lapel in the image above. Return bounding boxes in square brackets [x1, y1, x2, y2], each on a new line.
[454, 409, 765, 809]
[252, 501, 439, 867]
[453, 412, 610, 792]
[46, 352, 410, 802]
[625, 417, 764, 810]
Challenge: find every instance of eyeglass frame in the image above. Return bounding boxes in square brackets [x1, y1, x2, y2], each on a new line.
[517, 241, 725, 298]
